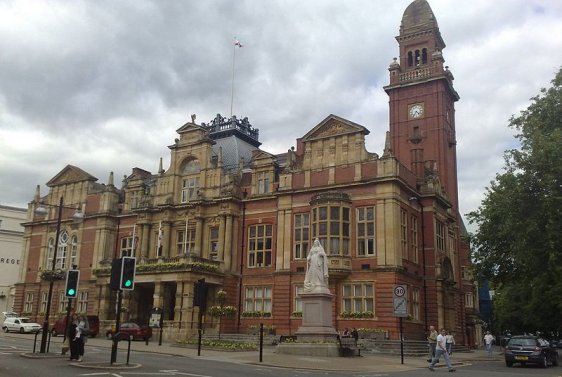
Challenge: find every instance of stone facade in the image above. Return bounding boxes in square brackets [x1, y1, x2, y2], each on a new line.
[14, 0, 478, 345]
[0, 205, 26, 313]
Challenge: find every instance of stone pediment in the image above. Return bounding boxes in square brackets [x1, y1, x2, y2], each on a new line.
[126, 167, 153, 181]
[252, 150, 277, 168]
[47, 165, 98, 187]
[176, 122, 205, 134]
[301, 114, 369, 142]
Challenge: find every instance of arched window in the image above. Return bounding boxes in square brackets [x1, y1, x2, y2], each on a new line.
[181, 159, 201, 203]
[70, 235, 78, 268]
[46, 238, 55, 269]
[422, 48, 428, 64]
[47, 230, 70, 269]
[182, 159, 200, 175]
[407, 51, 414, 67]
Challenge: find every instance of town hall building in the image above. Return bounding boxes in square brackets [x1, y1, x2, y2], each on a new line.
[15, 0, 480, 346]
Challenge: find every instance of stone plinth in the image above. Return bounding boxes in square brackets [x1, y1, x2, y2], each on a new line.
[295, 292, 338, 338]
[277, 292, 339, 356]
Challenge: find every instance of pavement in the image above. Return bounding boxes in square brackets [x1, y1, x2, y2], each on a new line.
[16, 334, 505, 373]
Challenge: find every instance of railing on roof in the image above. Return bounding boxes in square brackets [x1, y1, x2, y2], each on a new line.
[203, 114, 259, 141]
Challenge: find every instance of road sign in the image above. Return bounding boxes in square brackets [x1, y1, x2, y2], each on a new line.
[393, 284, 408, 317]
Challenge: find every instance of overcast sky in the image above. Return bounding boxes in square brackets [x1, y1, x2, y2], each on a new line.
[1, 0, 561, 232]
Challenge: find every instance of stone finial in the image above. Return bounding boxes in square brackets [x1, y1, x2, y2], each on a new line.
[382, 131, 392, 157]
[34, 185, 41, 202]
[191, 114, 196, 123]
[107, 171, 114, 186]
[158, 157, 164, 174]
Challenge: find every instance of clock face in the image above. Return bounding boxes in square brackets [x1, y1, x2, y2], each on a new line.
[409, 104, 424, 119]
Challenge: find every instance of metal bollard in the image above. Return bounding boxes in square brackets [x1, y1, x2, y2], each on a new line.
[33, 331, 39, 353]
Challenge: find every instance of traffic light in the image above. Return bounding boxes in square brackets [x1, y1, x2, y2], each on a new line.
[120, 256, 136, 290]
[110, 258, 122, 291]
[65, 269, 80, 298]
[193, 278, 207, 311]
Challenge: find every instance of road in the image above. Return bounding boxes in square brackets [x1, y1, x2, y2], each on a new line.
[0, 333, 560, 377]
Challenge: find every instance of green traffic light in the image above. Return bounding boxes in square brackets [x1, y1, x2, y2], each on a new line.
[68, 289, 75, 296]
[124, 280, 132, 287]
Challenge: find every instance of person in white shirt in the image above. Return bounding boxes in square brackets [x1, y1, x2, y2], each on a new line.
[483, 331, 495, 356]
[445, 332, 455, 355]
[428, 328, 456, 372]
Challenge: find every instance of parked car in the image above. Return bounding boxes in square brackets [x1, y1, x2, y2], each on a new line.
[505, 335, 559, 368]
[2, 317, 42, 334]
[51, 315, 99, 338]
[106, 322, 152, 341]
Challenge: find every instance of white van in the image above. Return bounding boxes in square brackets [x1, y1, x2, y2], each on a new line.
[2, 317, 41, 333]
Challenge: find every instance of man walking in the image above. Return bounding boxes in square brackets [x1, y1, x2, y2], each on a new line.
[427, 325, 438, 362]
[484, 331, 495, 357]
[428, 329, 456, 372]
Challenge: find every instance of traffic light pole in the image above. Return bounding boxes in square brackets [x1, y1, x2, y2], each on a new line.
[62, 298, 73, 350]
[110, 289, 122, 364]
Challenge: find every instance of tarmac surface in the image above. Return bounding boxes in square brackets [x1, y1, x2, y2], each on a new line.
[20, 334, 504, 373]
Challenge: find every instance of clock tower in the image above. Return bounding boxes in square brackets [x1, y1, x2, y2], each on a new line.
[384, 0, 460, 211]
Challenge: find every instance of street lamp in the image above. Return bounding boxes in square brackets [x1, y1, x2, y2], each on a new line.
[35, 196, 84, 354]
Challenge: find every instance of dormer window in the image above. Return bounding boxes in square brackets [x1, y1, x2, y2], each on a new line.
[257, 171, 270, 194]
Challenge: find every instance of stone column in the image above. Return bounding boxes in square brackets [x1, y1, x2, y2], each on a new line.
[163, 221, 171, 257]
[194, 217, 203, 257]
[141, 223, 150, 259]
[223, 215, 233, 271]
[218, 215, 226, 261]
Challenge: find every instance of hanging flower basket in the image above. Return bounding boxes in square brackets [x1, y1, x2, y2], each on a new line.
[40, 269, 65, 281]
[208, 305, 237, 318]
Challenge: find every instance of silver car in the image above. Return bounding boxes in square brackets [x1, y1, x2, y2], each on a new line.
[2, 317, 42, 334]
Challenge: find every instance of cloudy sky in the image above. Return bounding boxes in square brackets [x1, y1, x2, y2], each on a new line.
[1, 0, 561, 231]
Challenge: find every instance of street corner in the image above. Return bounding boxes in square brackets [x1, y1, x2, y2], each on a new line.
[69, 361, 142, 369]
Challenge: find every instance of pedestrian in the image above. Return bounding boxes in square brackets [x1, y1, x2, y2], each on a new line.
[428, 329, 456, 372]
[483, 331, 495, 357]
[446, 331, 455, 355]
[77, 315, 89, 361]
[68, 313, 80, 361]
[427, 325, 438, 362]
[351, 327, 359, 347]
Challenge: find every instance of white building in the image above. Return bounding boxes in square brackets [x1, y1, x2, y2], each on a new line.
[0, 205, 26, 313]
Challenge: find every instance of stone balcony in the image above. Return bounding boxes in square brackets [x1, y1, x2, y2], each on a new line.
[327, 255, 352, 279]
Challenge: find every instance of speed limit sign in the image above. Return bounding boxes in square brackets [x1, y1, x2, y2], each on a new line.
[393, 285, 408, 317]
[394, 285, 406, 297]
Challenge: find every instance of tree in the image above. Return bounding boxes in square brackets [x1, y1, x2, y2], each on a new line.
[468, 67, 562, 334]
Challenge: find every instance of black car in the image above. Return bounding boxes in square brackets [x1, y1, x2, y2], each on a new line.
[505, 335, 559, 368]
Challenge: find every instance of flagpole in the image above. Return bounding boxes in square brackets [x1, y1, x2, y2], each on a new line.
[230, 40, 236, 117]
[157, 220, 163, 257]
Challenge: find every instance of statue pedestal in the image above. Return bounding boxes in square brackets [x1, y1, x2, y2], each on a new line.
[295, 292, 338, 340]
[278, 292, 339, 356]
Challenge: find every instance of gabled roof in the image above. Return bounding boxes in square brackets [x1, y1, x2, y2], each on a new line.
[301, 114, 369, 142]
[46, 165, 98, 187]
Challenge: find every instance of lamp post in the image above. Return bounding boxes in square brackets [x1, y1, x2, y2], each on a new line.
[35, 196, 84, 354]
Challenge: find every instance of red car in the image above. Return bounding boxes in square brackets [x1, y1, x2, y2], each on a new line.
[51, 315, 99, 338]
[106, 322, 152, 341]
